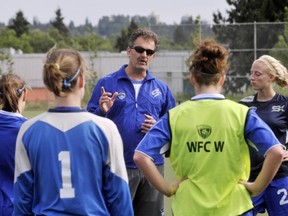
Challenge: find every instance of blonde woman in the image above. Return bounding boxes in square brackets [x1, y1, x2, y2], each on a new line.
[240, 55, 288, 216]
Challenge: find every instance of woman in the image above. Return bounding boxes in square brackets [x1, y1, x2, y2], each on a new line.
[133, 39, 285, 216]
[0, 73, 29, 215]
[240, 55, 288, 216]
[13, 48, 133, 215]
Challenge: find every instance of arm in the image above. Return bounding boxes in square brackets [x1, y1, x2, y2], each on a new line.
[134, 151, 179, 197]
[241, 145, 284, 196]
[134, 115, 181, 197]
[242, 109, 285, 196]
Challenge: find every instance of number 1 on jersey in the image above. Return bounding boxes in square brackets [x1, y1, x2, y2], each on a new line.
[59, 151, 75, 198]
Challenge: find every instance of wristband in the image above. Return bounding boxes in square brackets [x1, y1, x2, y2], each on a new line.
[170, 183, 175, 196]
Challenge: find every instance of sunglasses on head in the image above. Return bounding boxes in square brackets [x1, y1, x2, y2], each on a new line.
[131, 46, 155, 56]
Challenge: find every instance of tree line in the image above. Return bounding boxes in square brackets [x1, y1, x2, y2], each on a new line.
[1, 0, 288, 94]
[0, 8, 206, 54]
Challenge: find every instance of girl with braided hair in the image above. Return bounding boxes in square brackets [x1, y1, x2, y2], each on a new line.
[240, 55, 288, 216]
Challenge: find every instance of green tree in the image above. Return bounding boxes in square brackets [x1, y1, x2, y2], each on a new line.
[8, 11, 30, 37]
[213, 0, 288, 94]
[270, 7, 288, 69]
[74, 33, 113, 51]
[0, 29, 32, 53]
[28, 29, 55, 53]
[114, 19, 138, 52]
[50, 8, 69, 37]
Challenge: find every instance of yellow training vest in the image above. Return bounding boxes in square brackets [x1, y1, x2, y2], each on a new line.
[169, 99, 252, 216]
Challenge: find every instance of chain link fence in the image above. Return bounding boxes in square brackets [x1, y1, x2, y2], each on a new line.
[150, 22, 288, 97]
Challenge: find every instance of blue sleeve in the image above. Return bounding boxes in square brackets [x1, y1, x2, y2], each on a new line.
[86, 79, 106, 117]
[245, 109, 281, 156]
[13, 171, 34, 215]
[135, 113, 171, 160]
[102, 166, 133, 216]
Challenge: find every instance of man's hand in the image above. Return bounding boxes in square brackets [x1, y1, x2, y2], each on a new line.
[99, 86, 118, 113]
[141, 114, 156, 133]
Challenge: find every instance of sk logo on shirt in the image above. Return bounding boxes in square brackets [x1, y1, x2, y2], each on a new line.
[151, 88, 162, 98]
[197, 125, 212, 139]
[272, 105, 284, 112]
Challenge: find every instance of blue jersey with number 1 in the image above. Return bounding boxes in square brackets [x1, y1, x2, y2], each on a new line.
[14, 108, 133, 215]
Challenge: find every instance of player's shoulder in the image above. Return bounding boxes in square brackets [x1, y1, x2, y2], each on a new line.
[239, 95, 255, 103]
[17, 112, 49, 136]
[274, 93, 288, 101]
[85, 112, 117, 129]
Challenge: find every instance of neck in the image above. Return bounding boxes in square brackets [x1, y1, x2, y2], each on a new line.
[194, 85, 222, 95]
[54, 93, 82, 108]
[257, 88, 276, 101]
[125, 65, 146, 81]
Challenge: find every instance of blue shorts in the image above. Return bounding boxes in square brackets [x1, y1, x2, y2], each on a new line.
[252, 176, 288, 216]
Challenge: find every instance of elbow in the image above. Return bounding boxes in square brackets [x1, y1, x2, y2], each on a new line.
[133, 151, 142, 167]
[267, 145, 285, 163]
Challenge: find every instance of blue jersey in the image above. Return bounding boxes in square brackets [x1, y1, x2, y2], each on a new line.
[87, 65, 176, 168]
[0, 110, 26, 215]
[14, 107, 133, 215]
[240, 93, 288, 181]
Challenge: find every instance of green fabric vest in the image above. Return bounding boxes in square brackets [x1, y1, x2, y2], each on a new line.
[169, 99, 252, 216]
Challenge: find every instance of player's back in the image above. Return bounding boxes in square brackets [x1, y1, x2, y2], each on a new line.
[14, 109, 131, 215]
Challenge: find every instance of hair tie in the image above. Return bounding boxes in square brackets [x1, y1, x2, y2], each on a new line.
[16, 85, 26, 95]
[62, 67, 81, 89]
[55, 63, 60, 70]
[63, 79, 71, 88]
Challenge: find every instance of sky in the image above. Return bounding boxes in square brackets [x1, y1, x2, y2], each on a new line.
[0, 0, 230, 26]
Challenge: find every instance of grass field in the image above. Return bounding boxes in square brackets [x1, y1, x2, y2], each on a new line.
[23, 109, 268, 216]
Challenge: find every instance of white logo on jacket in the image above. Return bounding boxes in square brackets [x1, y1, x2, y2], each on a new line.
[151, 88, 161, 98]
[272, 105, 285, 112]
[118, 92, 126, 100]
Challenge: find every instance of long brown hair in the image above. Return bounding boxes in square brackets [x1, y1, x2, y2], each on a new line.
[0, 73, 29, 112]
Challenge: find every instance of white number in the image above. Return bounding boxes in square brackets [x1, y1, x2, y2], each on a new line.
[277, 188, 288, 205]
[58, 151, 75, 198]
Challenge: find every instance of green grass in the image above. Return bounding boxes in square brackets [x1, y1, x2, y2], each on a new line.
[23, 109, 46, 119]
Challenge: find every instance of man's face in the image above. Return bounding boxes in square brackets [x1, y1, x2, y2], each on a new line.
[127, 37, 156, 73]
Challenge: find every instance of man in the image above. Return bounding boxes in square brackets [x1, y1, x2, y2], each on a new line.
[87, 28, 176, 216]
